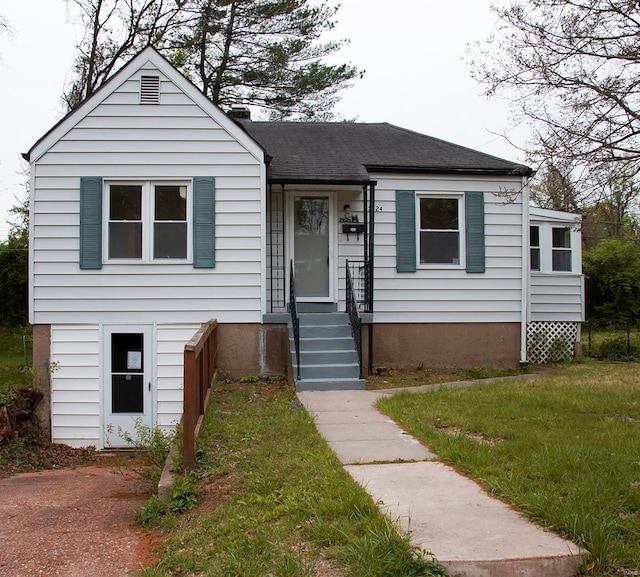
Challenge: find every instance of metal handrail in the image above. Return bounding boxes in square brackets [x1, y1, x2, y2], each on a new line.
[345, 259, 363, 379]
[346, 259, 373, 313]
[288, 260, 301, 380]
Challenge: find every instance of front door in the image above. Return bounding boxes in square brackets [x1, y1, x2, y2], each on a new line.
[292, 194, 334, 301]
[103, 325, 153, 447]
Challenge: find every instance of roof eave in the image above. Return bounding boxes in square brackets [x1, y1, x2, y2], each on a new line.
[364, 165, 534, 177]
[268, 177, 376, 186]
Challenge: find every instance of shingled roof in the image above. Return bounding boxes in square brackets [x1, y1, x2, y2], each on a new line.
[237, 120, 532, 184]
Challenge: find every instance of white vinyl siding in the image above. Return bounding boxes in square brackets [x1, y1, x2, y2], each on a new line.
[359, 174, 525, 323]
[50, 325, 101, 448]
[156, 323, 200, 431]
[530, 274, 585, 322]
[528, 209, 584, 323]
[49, 322, 201, 448]
[30, 62, 265, 326]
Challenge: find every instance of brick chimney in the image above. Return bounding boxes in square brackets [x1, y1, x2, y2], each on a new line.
[228, 101, 251, 120]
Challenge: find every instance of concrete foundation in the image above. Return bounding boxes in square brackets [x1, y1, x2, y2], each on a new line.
[215, 323, 288, 378]
[366, 322, 521, 370]
[31, 324, 52, 441]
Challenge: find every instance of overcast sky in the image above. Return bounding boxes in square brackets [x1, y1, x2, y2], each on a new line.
[0, 0, 527, 239]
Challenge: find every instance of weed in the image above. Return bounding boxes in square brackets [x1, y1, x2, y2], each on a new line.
[168, 474, 198, 514]
[106, 419, 174, 486]
[337, 516, 447, 577]
[137, 495, 165, 527]
[240, 374, 260, 383]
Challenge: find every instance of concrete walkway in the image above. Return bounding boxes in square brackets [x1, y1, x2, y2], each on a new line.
[297, 388, 588, 577]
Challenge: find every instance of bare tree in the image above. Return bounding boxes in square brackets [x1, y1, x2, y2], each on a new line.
[470, 0, 640, 208]
[64, 0, 187, 109]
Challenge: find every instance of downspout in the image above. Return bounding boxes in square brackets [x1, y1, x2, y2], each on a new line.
[520, 176, 530, 365]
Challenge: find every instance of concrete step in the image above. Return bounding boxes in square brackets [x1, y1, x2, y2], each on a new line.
[295, 349, 359, 365]
[299, 362, 361, 380]
[298, 336, 355, 351]
[297, 303, 338, 313]
[298, 312, 349, 326]
[297, 324, 352, 339]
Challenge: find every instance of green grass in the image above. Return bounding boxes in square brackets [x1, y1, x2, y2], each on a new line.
[0, 326, 32, 367]
[141, 382, 447, 577]
[377, 362, 640, 576]
[0, 326, 33, 406]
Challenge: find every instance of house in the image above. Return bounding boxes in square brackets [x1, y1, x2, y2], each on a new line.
[25, 47, 584, 448]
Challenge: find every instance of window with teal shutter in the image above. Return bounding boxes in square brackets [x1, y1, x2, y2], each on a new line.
[465, 191, 485, 273]
[396, 190, 416, 272]
[80, 177, 103, 269]
[193, 177, 216, 268]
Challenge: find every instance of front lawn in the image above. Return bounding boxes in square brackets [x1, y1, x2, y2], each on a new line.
[377, 362, 640, 577]
[141, 382, 447, 577]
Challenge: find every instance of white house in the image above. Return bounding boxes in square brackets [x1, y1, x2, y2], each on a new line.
[25, 47, 584, 448]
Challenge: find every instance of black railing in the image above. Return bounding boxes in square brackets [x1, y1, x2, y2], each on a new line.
[345, 259, 363, 379]
[347, 259, 373, 313]
[288, 260, 301, 380]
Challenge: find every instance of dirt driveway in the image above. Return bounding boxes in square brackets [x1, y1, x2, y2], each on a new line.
[0, 462, 156, 577]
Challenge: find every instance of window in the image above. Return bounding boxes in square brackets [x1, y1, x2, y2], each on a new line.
[530, 226, 540, 271]
[552, 227, 572, 271]
[109, 185, 142, 259]
[106, 181, 189, 262]
[154, 185, 187, 258]
[419, 197, 461, 265]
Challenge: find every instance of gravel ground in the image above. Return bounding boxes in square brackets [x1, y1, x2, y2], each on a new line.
[0, 462, 155, 577]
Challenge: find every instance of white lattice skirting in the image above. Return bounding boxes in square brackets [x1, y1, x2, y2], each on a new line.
[527, 321, 579, 364]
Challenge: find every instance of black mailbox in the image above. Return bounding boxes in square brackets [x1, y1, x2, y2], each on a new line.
[342, 223, 365, 240]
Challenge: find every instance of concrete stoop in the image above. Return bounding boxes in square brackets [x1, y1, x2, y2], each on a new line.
[298, 390, 589, 577]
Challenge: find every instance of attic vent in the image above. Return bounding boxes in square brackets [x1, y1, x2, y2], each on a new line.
[140, 75, 160, 104]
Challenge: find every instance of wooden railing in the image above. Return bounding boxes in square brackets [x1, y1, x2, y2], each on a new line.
[183, 320, 218, 471]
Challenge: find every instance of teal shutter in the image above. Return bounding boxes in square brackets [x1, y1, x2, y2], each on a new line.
[396, 190, 416, 272]
[465, 191, 485, 273]
[79, 177, 103, 269]
[193, 177, 216, 268]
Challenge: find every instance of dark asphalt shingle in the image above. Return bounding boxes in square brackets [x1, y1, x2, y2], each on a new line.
[238, 121, 531, 183]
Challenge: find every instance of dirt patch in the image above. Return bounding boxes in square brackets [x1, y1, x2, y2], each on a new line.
[0, 464, 159, 577]
[436, 424, 503, 446]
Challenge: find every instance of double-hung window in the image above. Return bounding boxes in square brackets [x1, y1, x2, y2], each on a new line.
[106, 181, 189, 262]
[552, 227, 572, 271]
[419, 197, 461, 265]
[530, 226, 540, 271]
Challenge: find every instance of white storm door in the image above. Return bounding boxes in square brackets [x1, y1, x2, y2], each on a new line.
[103, 325, 153, 447]
[292, 194, 334, 301]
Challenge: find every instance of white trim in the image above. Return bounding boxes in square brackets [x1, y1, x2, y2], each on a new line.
[28, 164, 36, 324]
[102, 323, 155, 448]
[416, 193, 465, 270]
[259, 166, 268, 316]
[288, 191, 337, 303]
[103, 179, 192, 264]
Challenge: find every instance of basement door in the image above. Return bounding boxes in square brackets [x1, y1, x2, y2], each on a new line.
[103, 325, 153, 447]
[291, 194, 335, 301]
